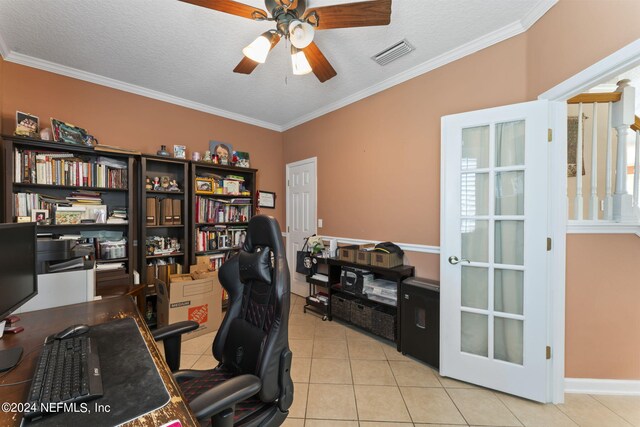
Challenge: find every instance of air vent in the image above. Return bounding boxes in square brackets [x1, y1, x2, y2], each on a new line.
[372, 39, 414, 66]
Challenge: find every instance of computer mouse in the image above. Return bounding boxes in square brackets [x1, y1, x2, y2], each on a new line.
[54, 324, 90, 340]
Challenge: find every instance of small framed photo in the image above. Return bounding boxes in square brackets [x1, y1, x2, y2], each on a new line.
[195, 177, 214, 195]
[15, 112, 39, 137]
[31, 209, 48, 224]
[235, 151, 250, 168]
[173, 145, 186, 159]
[258, 191, 276, 209]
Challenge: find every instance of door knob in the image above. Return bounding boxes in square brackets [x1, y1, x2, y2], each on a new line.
[448, 255, 470, 265]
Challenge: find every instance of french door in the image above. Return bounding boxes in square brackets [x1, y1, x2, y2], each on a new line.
[440, 100, 550, 402]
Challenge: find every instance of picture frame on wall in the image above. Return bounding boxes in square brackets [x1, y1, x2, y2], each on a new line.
[258, 191, 276, 209]
[195, 177, 214, 195]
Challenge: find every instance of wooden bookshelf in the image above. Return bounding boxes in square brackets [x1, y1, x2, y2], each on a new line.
[1, 135, 137, 285]
[189, 161, 257, 266]
[138, 155, 189, 320]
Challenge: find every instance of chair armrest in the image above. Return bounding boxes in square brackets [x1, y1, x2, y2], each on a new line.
[152, 321, 199, 372]
[189, 374, 262, 421]
[152, 320, 199, 341]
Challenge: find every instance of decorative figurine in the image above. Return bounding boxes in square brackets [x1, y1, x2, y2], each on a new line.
[169, 179, 180, 191]
[145, 177, 153, 191]
[153, 177, 161, 191]
[203, 150, 212, 162]
[161, 176, 170, 189]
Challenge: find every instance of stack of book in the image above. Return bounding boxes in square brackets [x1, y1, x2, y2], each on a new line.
[66, 190, 103, 205]
[107, 207, 128, 224]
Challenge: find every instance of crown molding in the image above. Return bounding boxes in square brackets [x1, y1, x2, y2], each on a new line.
[281, 0, 558, 131]
[0, 0, 556, 133]
[2, 51, 284, 132]
[0, 30, 9, 58]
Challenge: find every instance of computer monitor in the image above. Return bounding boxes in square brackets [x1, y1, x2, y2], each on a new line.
[0, 222, 38, 372]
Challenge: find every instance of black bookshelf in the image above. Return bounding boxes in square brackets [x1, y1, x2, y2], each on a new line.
[1, 135, 137, 285]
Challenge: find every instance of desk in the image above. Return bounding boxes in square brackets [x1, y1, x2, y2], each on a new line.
[0, 296, 198, 426]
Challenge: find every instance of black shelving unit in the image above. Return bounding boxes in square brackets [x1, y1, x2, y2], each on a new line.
[326, 258, 414, 349]
[138, 155, 189, 326]
[189, 161, 257, 265]
[1, 135, 137, 292]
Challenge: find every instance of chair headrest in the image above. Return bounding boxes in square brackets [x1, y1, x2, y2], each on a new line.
[239, 246, 272, 285]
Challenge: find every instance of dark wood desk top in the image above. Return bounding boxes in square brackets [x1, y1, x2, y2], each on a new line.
[0, 296, 198, 426]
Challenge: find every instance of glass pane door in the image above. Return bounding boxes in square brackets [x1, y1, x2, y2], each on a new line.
[460, 120, 526, 365]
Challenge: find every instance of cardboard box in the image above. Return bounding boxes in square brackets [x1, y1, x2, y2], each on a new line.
[156, 270, 222, 341]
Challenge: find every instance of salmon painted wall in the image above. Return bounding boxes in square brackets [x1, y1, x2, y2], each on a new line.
[0, 61, 286, 226]
[283, 0, 640, 379]
[527, 0, 640, 380]
[565, 234, 640, 379]
[283, 35, 529, 281]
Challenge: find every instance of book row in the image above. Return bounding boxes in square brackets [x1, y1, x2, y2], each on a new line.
[14, 148, 128, 188]
[194, 196, 251, 224]
[195, 226, 247, 253]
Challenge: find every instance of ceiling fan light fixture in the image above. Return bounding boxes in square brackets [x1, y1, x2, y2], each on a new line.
[291, 46, 312, 75]
[242, 31, 275, 63]
[289, 20, 314, 49]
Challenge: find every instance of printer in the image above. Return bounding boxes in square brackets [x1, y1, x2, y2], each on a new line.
[16, 238, 96, 313]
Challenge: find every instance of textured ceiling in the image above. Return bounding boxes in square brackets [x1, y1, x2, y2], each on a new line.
[0, 0, 556, 130]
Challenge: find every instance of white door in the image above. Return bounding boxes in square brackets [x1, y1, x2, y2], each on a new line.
[286, 158, 317, 297]
[440, 100, 550, 402]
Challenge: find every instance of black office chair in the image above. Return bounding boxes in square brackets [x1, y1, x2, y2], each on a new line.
[153, 215, 294, 427]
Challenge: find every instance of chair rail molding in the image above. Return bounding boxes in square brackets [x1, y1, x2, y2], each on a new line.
[319, 235, 440, 255]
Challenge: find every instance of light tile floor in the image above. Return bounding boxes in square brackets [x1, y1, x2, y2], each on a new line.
[175, 294, 640, 427]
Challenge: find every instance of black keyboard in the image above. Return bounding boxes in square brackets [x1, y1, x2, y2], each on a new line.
[24, 336, 103, 420]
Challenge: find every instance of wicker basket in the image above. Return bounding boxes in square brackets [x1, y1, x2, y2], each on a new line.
[371, 305, 396, 341]
[331, 294, 354, 322]
[350, 300, 377, 331]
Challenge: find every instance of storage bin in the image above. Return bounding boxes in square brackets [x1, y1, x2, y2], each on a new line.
[370, 251, 403, 268]
[338, 245, 359, 262]
[350, 300, 377, 331]
[371, 305, 396, 341]
[331, 294, 354, 321]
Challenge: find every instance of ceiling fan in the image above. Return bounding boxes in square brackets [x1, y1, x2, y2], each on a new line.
[180, 0, 392, 83]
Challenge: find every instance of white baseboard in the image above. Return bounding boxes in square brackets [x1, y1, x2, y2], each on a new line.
[565, 378, 640, 395]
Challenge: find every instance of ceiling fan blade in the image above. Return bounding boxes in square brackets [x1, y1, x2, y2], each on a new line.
[233, 34, 281, 74]
[233, 57, 260, 74]
[180, 0, 268, 20]
[303, 42, 337, 83]
[303, 0, 391, 30]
